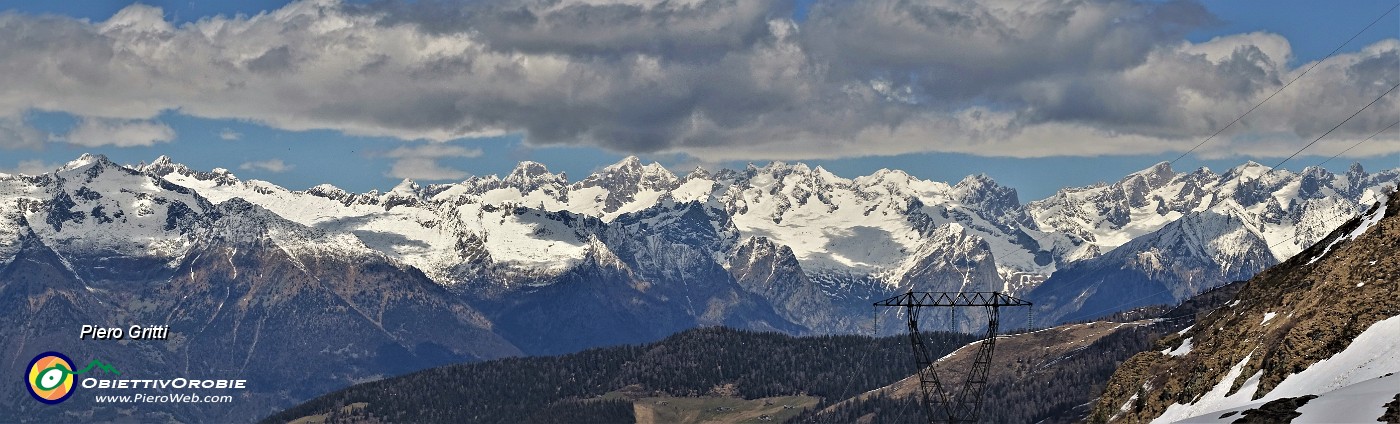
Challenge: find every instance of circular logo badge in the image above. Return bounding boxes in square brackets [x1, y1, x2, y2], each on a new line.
[26, 352, 76, 404]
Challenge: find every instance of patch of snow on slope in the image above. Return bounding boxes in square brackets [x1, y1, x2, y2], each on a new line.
[1268, 314, 1400, 397]
[1308, 200, 1387, 264]
[1151, 355, 1259, 423]
[1346, 200, 1388, 240]
[1162, 337, 1193, 356]
[1260, 312, 1277, 325]
[480, 210, 588, 271]
[1173, 374, 1398, 423]
[1290, 375, 1396, 424]
[1161, 315, 1400, 423]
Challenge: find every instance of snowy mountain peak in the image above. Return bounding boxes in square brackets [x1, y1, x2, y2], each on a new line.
[952, 173, 1010, 199]
[391, 178, 420, 194]
[141, 156, 243, 188]
[508, 161, 553, 179]
[305, 184, 352, 202]
[684, 166, 712, 181]
[1226, 160, 1272, 180]
[853, 168, 917, 194]
[56, 154, 126, 181]
[1129, 161, 1175, 184]
[951, 173, 1032, 231]
[139, 155, 184, 174]
[607, 155, 643, 170]
[1113, 162, 1178, 208]
[505, 161, 564, 189]
[766, 161, 811, 174]
[62, 153, 110, 171]
[581, 156, 678, 189]
[955, 173, 993, 186]
[641, 163, 675, 182]
[1347, 162, 1365, 176]
[380, 178, 426, 209]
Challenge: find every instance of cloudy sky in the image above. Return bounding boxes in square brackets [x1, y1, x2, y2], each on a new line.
[1, 0, 1396, 199]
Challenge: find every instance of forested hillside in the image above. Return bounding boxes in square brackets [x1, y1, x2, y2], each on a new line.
[266, 328, 977, 423]
[271, 277, 1248, 424]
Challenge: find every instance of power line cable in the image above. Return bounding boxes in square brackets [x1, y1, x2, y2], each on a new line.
[1054, 13, 1400, 323]
[1315, 120, 1399, 169]
[1268, 187, 1393, 251]
[1059, 117, 1399, 324]
[1169, 3, 1399, 165]
[1269, 82, 1400, 171]
[1046, 4, 1400, 325]
[1262, 121, 1400, 251]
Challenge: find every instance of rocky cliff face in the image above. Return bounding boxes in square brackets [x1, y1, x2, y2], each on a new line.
[729, 236, 861, 333]
[1088, 190, 1400, 423]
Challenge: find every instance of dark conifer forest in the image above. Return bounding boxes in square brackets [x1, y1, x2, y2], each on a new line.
[269, 282, 1243, 423]
[264, 328, 976, 423]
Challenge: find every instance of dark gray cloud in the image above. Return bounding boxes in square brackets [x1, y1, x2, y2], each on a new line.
[362, 0, 790, 62]
[0, 0, 1395, 162]
[800, 0, 1215, 102]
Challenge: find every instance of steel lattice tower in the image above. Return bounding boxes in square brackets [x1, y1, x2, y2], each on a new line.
[874, 291, 1032, 424]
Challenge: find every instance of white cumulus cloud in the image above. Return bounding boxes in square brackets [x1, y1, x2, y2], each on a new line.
[61, 118, 175, 147]
[219, 128, 242, 140]
[379, 144, 483, 180]
[0, 159, 62, 175]
[239, 159, 293, 173]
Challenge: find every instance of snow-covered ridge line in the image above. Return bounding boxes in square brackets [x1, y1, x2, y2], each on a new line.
[4, 153, 1394, 298]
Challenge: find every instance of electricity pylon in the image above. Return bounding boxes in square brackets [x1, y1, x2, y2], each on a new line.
[874, 291, 1032, 424]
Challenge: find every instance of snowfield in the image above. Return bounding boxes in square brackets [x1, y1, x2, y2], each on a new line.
[1159, 315, 1400, 423]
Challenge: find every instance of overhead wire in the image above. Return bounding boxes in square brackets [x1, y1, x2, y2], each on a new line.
[1268, 82, 1400, 171]
[1168, 2, 1399, 165]
[1057, 119, 1398, 324]
[1315, 120, 1399, 169]
[866, 3, 1400, 420]
[1059, 180, 1392, 325]
[1047, 3, 1400, 324]
[1265, 120, 1400, 251]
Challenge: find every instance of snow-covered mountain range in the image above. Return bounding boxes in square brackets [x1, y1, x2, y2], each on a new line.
[1089, 184, 1400, 424]
[2, 154, 1395, 334]
[0, 155, 520, 422]
[1, 153, 1394, 421]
